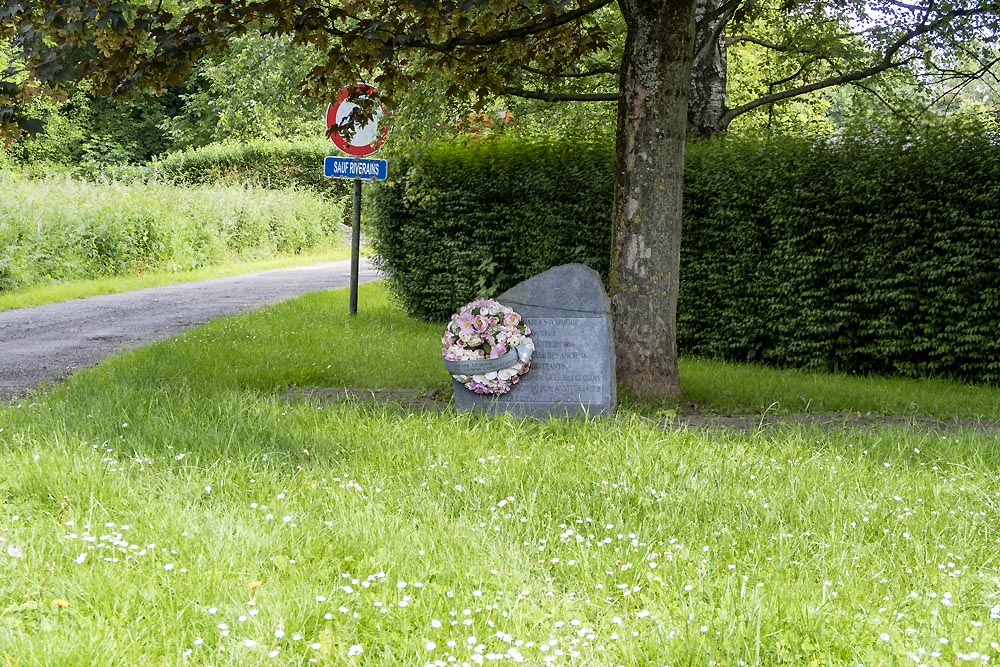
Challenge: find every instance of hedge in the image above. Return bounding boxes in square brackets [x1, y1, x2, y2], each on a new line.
[370, 128, 1000, 385]
[370, 136, 613, 321]
[148, 139, 347, 199]
[680, 130, 1000, 384]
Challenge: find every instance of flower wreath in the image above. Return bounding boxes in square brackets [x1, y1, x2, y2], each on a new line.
[442, 299, 534, 395]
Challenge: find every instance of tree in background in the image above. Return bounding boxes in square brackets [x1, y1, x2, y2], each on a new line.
[499, 0, 1000, 136]
[3, 0, 998, 398]
[0, 39, 177, 165]
[161, 33, 326, 149]
[701, 0, 1000, 136]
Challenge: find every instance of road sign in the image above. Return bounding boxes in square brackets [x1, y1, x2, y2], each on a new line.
[325, 84, 391, 318]
[324, 156, 388, 181]
[326, 84, 390, 157]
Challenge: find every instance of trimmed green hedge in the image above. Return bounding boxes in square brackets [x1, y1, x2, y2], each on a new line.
[370, 129, 1000, 385]
[680, 130, 1000, 384]
[370, 136, 613, 320]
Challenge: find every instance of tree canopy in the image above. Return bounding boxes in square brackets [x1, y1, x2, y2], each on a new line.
[5, 1, 998, 142]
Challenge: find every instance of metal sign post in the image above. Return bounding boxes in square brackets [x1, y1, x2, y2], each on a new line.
[324, 84, 390, 315]
[350, 178, 362, 315]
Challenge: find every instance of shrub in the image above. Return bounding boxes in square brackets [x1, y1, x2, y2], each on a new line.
[149, 139, 347, 199]
[1, 88, 175, 171]
[371, 126, 1000, 384]
[679, 128, 1000, 384]
[369, 136, 614, 321]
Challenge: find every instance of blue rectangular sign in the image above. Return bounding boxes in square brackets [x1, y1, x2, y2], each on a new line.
[324, 156, 388, 181]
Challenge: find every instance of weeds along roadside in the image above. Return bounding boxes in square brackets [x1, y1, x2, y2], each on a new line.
[0, 171, 348, 298]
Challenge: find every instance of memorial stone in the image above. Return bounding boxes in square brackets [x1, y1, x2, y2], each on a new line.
[451, 263, 616, 417]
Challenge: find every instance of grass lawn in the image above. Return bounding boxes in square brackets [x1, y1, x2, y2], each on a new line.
[2, 283, 999, 666]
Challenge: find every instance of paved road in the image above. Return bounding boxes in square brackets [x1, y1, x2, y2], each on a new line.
[0, 258, 380, 400]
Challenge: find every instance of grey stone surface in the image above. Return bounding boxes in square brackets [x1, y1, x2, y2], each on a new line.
[452, 263, 616, 417]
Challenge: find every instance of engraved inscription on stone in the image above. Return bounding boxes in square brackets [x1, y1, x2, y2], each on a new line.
[450, 264, 616, 418]
[505, 318, 606, 405]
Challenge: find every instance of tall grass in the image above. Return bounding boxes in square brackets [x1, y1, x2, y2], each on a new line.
[0, 172, 346, 294]
[2, 284, 1000, 665]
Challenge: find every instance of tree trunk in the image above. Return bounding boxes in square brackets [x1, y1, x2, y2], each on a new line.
[610, 0, 696, 400]
[689, 0, 728, 138]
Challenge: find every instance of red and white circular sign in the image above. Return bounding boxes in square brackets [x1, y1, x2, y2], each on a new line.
[326, 84, 390, 157]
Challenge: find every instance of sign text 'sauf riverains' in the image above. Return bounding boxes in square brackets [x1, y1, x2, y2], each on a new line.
[324, 156, 388, 181]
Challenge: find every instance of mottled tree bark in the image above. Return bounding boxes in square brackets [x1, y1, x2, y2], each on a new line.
[689, 0, 729, 138]
[611, 0, 696, 399]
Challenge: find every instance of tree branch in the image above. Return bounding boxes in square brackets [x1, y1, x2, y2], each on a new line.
[849, 80, 908, 117]
[925, 53, 1000, 83]
[765, 58, 815, 89]
[722, 59, 914, 125]
[885, 0, 934, 11]
[924, 57, 1000, 111]
[694, 0, 738, 66]
[722, 4, 996, 128]
[501, 86, 616, 102]
[416, 0, 615, 51]
[698, 0, 744, 24]
[725, 34, 826, 56]
[518, 64, 618, 78]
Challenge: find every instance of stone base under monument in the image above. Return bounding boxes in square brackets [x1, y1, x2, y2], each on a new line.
[451, 380, 612, 418]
